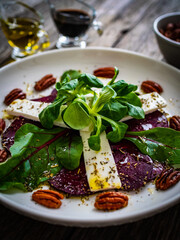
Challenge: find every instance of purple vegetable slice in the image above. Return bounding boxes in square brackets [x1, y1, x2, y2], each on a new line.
[31, 89, 57, 103]
[2, 107, 167, 195]
[49, 158, 91, 196]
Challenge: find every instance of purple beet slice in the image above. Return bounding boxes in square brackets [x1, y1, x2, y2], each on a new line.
[111, 140, 164, 191]
[125, 110, 168, 131]
[49, 158, 91, 196]
[2, 117, 41, 151]
[2, 108, 167, 195]
[32, 89, 57, 103]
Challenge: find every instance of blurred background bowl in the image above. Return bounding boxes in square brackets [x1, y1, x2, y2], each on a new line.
[153, 12, 180, 69]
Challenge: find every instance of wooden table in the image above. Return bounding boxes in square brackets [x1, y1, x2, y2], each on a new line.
[0, 0, 180, 239]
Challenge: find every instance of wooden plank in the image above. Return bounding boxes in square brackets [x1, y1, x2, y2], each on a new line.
[115, 0, 180, 60]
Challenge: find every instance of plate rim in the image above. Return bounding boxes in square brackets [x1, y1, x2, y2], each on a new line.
[0, 47, 180, 227]
[1, 47, 180, 73]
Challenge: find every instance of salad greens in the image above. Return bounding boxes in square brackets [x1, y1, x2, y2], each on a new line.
[39, 67, 143, 151]
[126, 127, 180, 166]
[0, 67, 180, 192]
[0, 124, 83, 191]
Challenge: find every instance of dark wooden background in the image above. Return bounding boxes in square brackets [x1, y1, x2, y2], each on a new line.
[0, 0, 180, 239]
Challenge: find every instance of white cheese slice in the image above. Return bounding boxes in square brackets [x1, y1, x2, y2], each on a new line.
[5, 99, 68, 128]
[6, 92, 167, 130]
[80, 130, 121, 192]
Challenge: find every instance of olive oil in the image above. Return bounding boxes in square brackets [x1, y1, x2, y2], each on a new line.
[1, 17, 41, 49]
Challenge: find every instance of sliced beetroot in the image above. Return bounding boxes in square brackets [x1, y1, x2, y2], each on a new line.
[32, 89, 57, 103]
[49, 158, 91, 196]
[111, 140, 164, 191]
[2, 117, 41, 151]
[2, 109, 167, 195]
[125, 110, 168, 131]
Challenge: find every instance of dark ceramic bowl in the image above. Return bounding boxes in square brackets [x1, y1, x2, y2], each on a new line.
[153, 12, 180, 68]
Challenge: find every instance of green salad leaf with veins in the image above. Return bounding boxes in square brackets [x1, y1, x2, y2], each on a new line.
[0, 67, 179, 192]
[39, 67, 144, 151]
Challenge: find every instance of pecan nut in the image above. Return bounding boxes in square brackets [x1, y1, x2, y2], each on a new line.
[94, 191, 128, 211]
[169, 115, 180, 131]
[156, 168, 180, 190]
[0, 149, 8, 163]
[0, 119, 5, 134]
[160, 22, 180, 43]
[32, 189, 64, 208]
[34, 74, 56, 91]
[4, 88, 26, 105]
[141, 80, 163, 94]
[93, 67, 115, 78]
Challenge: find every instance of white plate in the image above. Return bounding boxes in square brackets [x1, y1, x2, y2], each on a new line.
[0, 47, 180, 227]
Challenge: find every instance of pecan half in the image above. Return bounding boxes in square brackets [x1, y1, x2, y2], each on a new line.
[34, 74, 56, 91]
[169, 115, 180, 131]
[0, 119, 5, 134]
[156, 168, 180, 190]
[32, 189, 64, 208]
[4, 88, 26, 105]
[93, 67, 115, 78]
[141, 80, 163, 94]
[0, 149, 8, 163]
[94, 191, 128, 211]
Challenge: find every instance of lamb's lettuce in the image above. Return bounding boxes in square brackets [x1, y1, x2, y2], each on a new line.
[39, 68, 144, 151]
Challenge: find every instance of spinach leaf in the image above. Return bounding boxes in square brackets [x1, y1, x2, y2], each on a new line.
[0, 124, 69, 191]
[127, 127, 180, 148]
[125, 127, 180, 166]
[56, 133, 83, 170]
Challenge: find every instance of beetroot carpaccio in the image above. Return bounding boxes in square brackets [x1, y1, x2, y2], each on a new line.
[2, 93, 167, 195]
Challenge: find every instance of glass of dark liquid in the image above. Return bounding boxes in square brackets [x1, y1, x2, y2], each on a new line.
[47, 0, 102, 48]
[0, 1, 50, 60]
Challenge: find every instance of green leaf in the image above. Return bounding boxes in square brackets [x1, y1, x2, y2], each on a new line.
[39, 97, 66, 129]
[107, 121, 128, 142]
[88, 135, 101, 151]
[107, 67, 119, 85]
[119, 92, 142, 107]
[88, 115, 102, 151]
[119, 100, 145, 119]
[112, 80, 137, 96]
[125, 137, 180, 166]
[0, 124, 69, 191]
[0, 182, 26, 191]
[56, 133, 83, 170]
[61, 69, 81, 82]
[99, 100, 128, 121]
[78, 73, 103, 88]
[92, 85, 116, 113]
[125, 127, 180, 166]
[62, 102, 91, 130]
[127, 127, 180, 148]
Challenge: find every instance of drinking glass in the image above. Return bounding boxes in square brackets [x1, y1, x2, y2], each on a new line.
[47, 0, 103, 48]
[0, 1, 50, 60]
